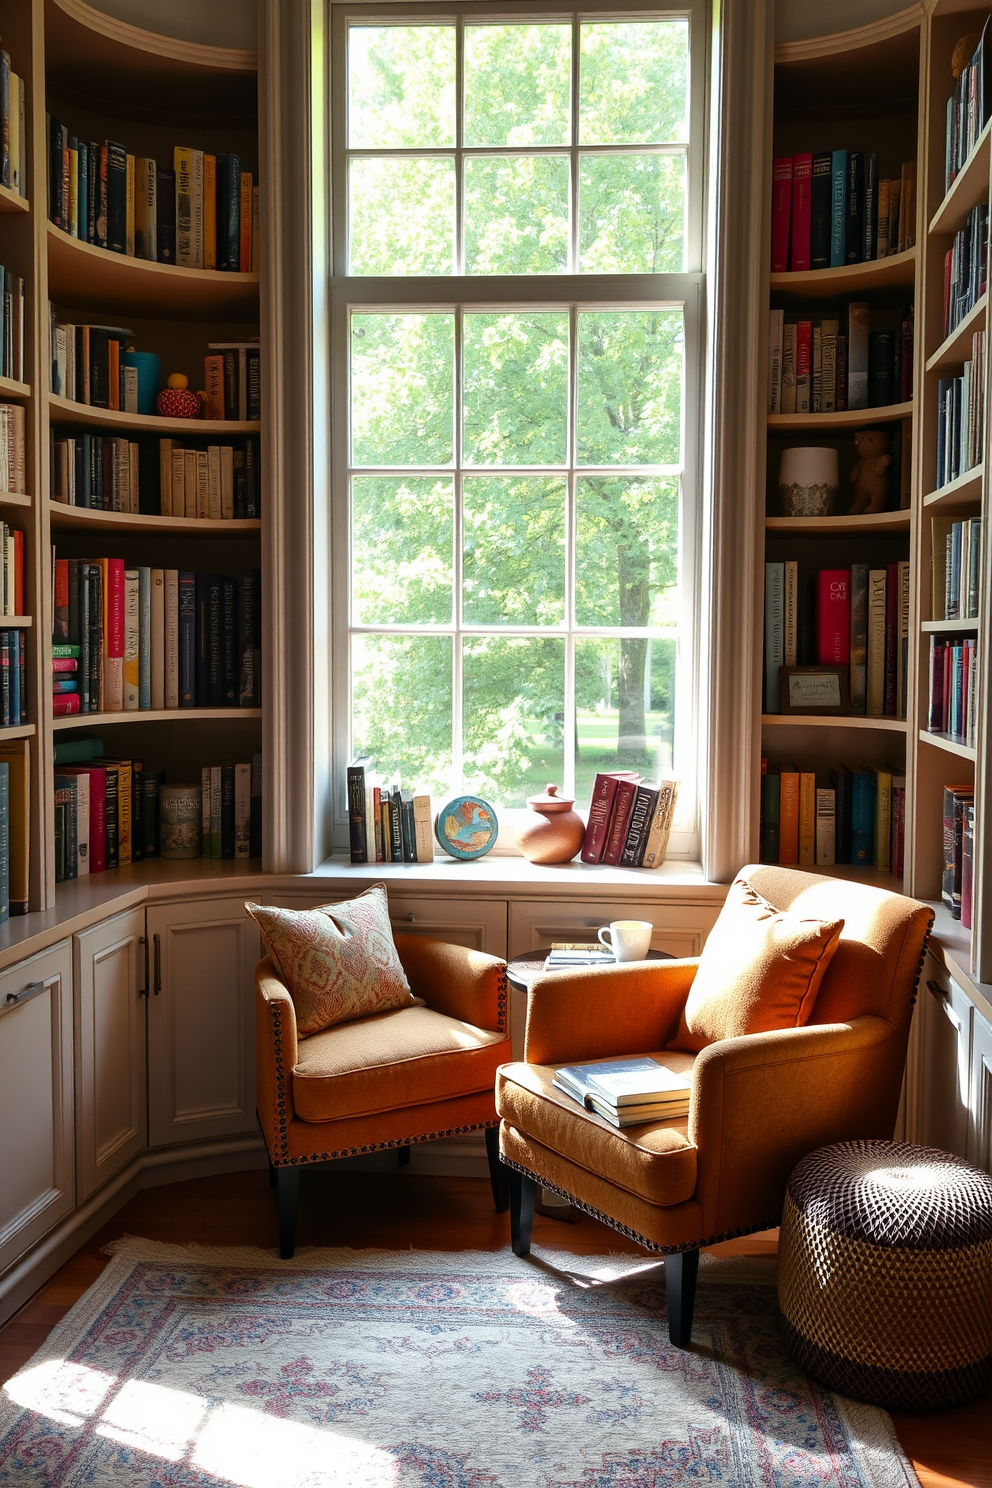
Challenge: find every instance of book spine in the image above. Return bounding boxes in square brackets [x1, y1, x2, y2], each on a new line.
[347, 765, 367, 862]
[619, 784, 658, 867]
[413, 795, 434, 862]
[851, 772, 875, 865]
[849, 562, 868, 714]
[790, 153, 812, 271]
[221, 764, 235, 858]
[830, 149, 848, 267]
[815, 787, 836, 867]
[580, 772, 621, 863]
[779, 769, 799, 864]
[847, 301, 869, 410]
[178, 571, 196, 706]
[845, 151, 864, 264]
[795, 321, 811, 413]
[602, 779, 639, 865]
[122, 568, 140, 710]
[815, 569, 850, 665]
[799, 771, 816, 867]
[764, 562, 784, 712]
[106, 141, 127, 253]
[760, 767, 780, 864]
[770, 157, 792, 272]
[175, 146, 194, 266]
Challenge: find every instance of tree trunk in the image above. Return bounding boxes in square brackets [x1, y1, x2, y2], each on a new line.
[617, 541, 651, 764]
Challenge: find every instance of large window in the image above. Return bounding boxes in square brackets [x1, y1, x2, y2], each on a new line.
[330, 5, 705, 853]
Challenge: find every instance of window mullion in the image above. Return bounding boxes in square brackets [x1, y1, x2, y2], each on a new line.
[455, 16, 465, 274]
[569, 13, 580, 272]
[452, 305, 465, 794]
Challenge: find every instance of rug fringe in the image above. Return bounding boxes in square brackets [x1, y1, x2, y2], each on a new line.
[834, 1396, 922, 1488]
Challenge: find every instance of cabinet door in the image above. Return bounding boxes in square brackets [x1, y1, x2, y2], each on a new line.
[74, 908, 147, 1201]
[267, 891, 508, 959]
[146, 898, 261, 1148]
[507, 898, 719, 961]
[968, 1007, 992, 1174]
[0, 941, 74, 1274]
[919, 969, 972, 1160]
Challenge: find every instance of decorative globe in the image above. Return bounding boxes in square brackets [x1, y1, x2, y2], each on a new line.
[434, 796, 499, 860]
[156, 372, 201, 419]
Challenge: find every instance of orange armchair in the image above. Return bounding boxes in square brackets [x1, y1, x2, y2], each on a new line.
[257, 933, 511, 1256]
[496, 866, 933, 1346]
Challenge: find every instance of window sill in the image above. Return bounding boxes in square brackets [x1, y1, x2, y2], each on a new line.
[308, 853, 726, 900]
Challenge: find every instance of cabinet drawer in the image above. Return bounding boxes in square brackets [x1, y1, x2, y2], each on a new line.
[919, 958, 972, 1161]
[508, 899, 718, 961]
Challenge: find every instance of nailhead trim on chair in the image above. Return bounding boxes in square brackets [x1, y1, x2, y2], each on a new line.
[274, 1119, 501, 1166]
[496, 965, 508, 1034]
[271, 996, 291, 1165]
[500, 1154, 780, 1255]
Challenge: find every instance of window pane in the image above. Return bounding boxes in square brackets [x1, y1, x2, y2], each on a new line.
[577, 310, 683, 467]
[579, 153, 686, 273]
[579, 21, 688, 145]
[352, 634, 453, 794]
[464, 156, 569, 275]
[348, 25, 455, 147]
[351, 314, 454, 467]
[352, 477, 453, 625]
[463, 477, 565, 625]
[464, 23, 571, 146]
[463, 636, 564, 805]
[576, 636, 675, 797]
[349, 158, 454, 276]
[463, 312, 569, 466]
[575, 477, 679, 628]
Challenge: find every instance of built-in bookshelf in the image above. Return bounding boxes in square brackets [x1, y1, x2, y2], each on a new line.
[0, 0, 264, 919]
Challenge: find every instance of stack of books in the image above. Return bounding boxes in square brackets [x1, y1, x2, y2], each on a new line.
[580, 773, 678, 868]
[0, 53, 27, 199]
[347, 760, 434, 864]
[51, 433, 261, 518]
[935, 332, 985, 488]
[761, 759, 905, 875]
[931, 515, 981, 622]
[943, 786, 975, 924]
[543, 944, 615, 971]
[944, 205, 988, 340]
[771, 152, 916, 273]
[928, 637, 978, 748]
[946, 25, 992, 190]
[0, 629, 26, 727]
[553, 1057, 691, 1129]
[0, 403, 26, 493]
[768, 303, 913, 414]
[203, 343, 261, 421]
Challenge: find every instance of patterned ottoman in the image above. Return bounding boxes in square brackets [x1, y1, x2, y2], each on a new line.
[779, 1139, 992, 1410]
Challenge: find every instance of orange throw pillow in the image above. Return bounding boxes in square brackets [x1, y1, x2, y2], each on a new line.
[246, 884, 422, 1037]
[668, 875, 843, 1053]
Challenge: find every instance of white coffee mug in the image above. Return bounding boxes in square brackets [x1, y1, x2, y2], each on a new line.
[598, 920, 653, 963]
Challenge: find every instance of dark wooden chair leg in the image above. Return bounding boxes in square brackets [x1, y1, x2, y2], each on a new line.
[509, 1169, 537, 1257]
[268, 1156, 277, 1189]
[277, 1166, 300, 1259]
[665, 1247, 699, 1349]
[485, 1127, 509, 1212]
[397, 1143, 411, 1166]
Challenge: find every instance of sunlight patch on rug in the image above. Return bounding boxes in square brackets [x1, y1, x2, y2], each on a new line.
[0, 1240, 919, 1488]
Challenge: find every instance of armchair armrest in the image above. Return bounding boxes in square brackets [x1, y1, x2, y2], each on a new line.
[690, 1014, 905, 1239]
[394, 933, 508, 1034]
[524, 958, 699, 1065]
[255, 955, 297, 1159]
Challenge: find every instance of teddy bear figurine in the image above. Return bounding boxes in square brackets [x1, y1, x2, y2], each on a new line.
[849, 429, 891, 514]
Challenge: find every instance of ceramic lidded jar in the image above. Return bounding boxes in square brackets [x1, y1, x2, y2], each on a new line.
[515, 784, 586, 865]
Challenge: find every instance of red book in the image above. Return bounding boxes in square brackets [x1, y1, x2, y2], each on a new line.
[52, 657, 78, 673]
[835, 334, 848, 411]
[892, 786, 905, 879]
[580, 771, 637, 864]
[54, 557, 69, 637]
[13, 529, 23, 615]
[602, 779, 641, 865]
[884, 562, 898, 715]
[815, 570, 850, 665]
[53, 693, 81, 716]
[790, 153, 813, 271]
[64, 765, 106, 872]
[771, 157, 792, 272]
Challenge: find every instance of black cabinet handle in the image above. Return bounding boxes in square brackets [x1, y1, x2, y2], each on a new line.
[153, 934, 162, 995]
[3, 974, 60, 1014]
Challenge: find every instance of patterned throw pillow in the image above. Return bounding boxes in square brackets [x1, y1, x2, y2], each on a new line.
[246, 884, 422, 1037]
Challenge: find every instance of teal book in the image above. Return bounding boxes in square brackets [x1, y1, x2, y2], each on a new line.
[831, 149, 848, 266]
[761, 765, 780, 864]
[53, 735, 103, 766]
[850, 767, 875, 865]
[138, 566, 151, 709]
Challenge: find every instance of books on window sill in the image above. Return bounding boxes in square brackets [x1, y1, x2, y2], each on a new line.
[347, 760, 434, 865]
[0, 53, 27, 200]
[927, 637, 978, 749]
[0, 738, 30, 919]
[580, 773, 679, 868]
[943, 786, 975, 924]
[52, 433, 261, 518]
[935, 334, 985, 489]
[771, 152, 916, 273]
[930, 516, 981, 621]
[53, 749, 263, 882]
[553, 1057, 691, 1127]
[47, 119, 258, 272]
[943, 206, 988, 339]
[946, 24, 992, 192]
[0, 265, 25, 382]
[51, 561, 261, 715]
[761, 757, 905, 876]
[0, 403, 25, 492]
[768, 303, 912, 414]
[764, 561, 909, 718]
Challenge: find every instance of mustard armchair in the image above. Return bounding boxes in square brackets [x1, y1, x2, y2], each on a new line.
[496, 866, 933, 1347]
[257, 933, 512, 1257]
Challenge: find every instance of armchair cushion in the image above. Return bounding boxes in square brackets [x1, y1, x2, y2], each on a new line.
[293, 1003, 508, 1122]
[246, 884, 422, 1036]
[668, 875, 844, 1053]
[497, 1055, 697, 1207]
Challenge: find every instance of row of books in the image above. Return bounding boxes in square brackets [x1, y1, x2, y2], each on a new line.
[0, 54, 27, 198]
[931, 515, 981, 622]
[771, 153, 916, 273]
[51, 563, 262, 715]
[0, 630, 26, 727]
[0, 403, 25, 494]
[53, 750, 263, 882]
[0, 738, 29, 919]
[764, 562, 909, 718]
[943, 785, 975, 924]
[935, 335, 985, 490]
[768, 303, 911, 415]
[927, 637, 978, 749]
[760, 759, 905, 875]
[945, 24, 991, 192]
[51, 434, 261, 519]
[943, 204, 988, 341]
[0, 522, 23, 616]
[553, 1057, 690, 1129]
[202, 345, 261, 423]
[347, 762, 434, 863]
[579, 773, 678, 868]
[47, 120, 257, 273]
[0, 265, 25, 383]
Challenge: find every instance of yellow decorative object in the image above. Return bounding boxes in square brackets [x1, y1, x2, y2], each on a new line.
[167, 372, 189, 390]
[952, 34, 979, 79]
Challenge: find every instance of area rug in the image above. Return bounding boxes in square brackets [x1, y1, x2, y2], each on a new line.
[0, 1240, 919, 1488]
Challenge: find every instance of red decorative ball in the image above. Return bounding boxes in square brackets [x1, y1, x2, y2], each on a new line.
[156, 387, 201, 419]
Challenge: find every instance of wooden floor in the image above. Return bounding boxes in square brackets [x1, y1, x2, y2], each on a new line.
[1, 1168, 989, 1488]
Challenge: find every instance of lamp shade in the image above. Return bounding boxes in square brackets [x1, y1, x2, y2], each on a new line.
[778, 446, 839, 516]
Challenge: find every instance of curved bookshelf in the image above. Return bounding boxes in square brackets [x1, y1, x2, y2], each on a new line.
[0, 492, 32, 510]
[47, 502, 261, 536]
[765, 511, 910, 533]
[929, 116, 992, 237]
[768, 401, 913, 431]
[774, 7, 922, 64]
[925, 293, 987, 373]
[47, 225, 260, 319]
[923, 466, 982, 508]
[53, 709, 262, 733]
[0, 377, 30, 400]
[761, 715, 908, 732]
[48, 394, 259, 436]
[770, 247, 916, 299]
[0, 183, 29, 216]
[919, 729, 976, 763]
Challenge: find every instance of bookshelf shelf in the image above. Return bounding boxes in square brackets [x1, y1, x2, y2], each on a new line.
[1, 617, 33, 629]
[47, 225, 261, 320]
[52, 709, 263, 732]
[47, 502, 262, 536]
[769, 247, 916, 299]
[921, 618, 979, 633]
[48, 395, 260, 436]
[0, 492, 32, 510]
[923, 465, 983, 507]
[767, 401, 913, 430]
[929, 114, 992, 237]
[761, 714, 907, 732]
[0, 724, 35, 742]
[0, 184, 29, 216]
[765, 511, 910, 533]
[918, 729, 976, 763]
[925, 293, 988, 373]
[0, 377, 31, 400]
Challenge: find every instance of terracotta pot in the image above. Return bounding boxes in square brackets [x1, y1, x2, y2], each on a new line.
[515, 783, 585, 865]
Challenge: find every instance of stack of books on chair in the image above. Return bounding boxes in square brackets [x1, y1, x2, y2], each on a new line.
[553, 1057, 691, 1129]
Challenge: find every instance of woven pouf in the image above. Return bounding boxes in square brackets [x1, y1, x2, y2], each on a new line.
[779, 1139, 992, 1410]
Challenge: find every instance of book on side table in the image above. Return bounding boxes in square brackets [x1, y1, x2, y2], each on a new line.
[553, 1056, 691, 1128]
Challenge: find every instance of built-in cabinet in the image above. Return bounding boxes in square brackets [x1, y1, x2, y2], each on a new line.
[913, 949, 992, 1169]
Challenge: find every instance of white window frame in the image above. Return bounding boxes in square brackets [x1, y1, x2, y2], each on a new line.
[327, 1, 709, 859]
